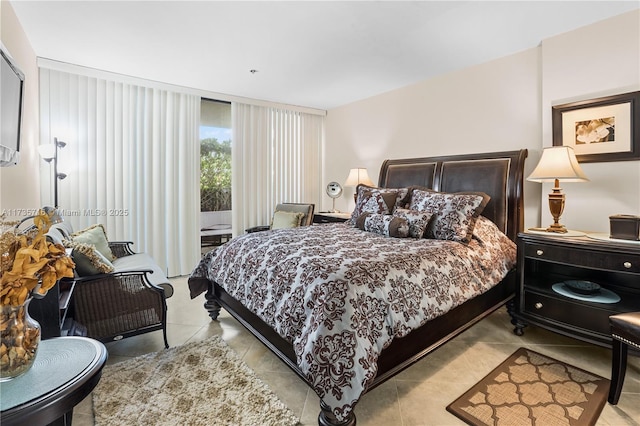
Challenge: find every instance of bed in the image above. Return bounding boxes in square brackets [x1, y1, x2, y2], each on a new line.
[189, 149, 527, 426]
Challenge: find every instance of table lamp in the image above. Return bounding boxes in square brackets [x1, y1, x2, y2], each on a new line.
[344, 168, 374, 202]
[527, 146, 589, 233]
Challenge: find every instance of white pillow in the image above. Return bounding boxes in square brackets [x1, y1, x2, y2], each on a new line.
[71, 224, 116, 260]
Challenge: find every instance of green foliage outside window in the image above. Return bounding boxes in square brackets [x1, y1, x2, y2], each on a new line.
[201, 138, 231, 211]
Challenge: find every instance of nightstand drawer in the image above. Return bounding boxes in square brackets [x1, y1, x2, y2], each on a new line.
[523, 291, 612, 336]
[524, 243, 640, 273]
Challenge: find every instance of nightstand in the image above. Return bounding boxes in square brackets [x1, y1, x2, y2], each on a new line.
[313, 212, 350, 223]
[513, 232, 640, 348]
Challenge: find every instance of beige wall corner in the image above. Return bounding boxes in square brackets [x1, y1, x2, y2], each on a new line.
[1, 0, 40, 219]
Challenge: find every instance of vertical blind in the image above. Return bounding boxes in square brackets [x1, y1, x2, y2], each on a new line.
[232, 103, 324, 235]
[39, 68, 201, 277]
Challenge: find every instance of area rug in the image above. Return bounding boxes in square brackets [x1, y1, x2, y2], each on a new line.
[447, 347, 609, 426]
[93, 336, 299, 426]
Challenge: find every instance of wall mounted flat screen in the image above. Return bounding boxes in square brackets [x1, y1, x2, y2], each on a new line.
[1, 45, 25, 167]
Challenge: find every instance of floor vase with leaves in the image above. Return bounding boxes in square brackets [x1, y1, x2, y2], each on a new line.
[0, 298, 41, 381]
[1, 209, 75, 381]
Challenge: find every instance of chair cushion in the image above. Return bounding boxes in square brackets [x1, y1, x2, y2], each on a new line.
[610, 312, 640, 347]
[112, 253, 170, 289]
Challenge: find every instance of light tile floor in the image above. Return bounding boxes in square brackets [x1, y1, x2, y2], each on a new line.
[74, 276, 640, 426]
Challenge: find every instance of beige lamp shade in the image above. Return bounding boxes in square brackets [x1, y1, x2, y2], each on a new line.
[527, 146, 589, 183]
[527, 146, 588, 233]
[344, 168, 374, 187]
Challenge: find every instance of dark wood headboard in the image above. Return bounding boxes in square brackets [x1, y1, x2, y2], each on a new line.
[378, 149, 528, 241]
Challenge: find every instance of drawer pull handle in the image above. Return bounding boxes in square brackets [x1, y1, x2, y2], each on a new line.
[624, 262, 632, 269]
[536, 250, 544, 256]
[535, 302, 543, 309]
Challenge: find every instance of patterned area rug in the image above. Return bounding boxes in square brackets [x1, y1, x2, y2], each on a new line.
[93, 336, 299, 426]
[447, 347, 609, 426]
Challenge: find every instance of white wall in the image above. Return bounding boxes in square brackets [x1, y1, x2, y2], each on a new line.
[541, 10, 640, 233]
[325, 10, 640, 233]
[325, 47, 542, 228]
[0, 1, 40, 218]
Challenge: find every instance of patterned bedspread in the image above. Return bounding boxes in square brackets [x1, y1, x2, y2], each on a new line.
[189, 217, 516, 421]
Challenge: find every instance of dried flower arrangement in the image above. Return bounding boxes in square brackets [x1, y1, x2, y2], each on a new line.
[0, 209, 75, 379]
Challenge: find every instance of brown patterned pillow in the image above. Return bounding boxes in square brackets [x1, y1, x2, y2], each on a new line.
[397, 185, 432, 208]
[348, 184, 409, 225]
[409, 189, 490, 243]
[355, 213, 409, 238]
[393, 208, 433, 238]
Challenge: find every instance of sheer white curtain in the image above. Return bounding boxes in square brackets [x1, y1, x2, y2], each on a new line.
[232, 103, 324, 235]
[39, 68, 200, 277]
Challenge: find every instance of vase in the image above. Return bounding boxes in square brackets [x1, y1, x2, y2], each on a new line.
[0, 298, 41, 381]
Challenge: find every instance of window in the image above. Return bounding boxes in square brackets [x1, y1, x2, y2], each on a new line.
[200, 99, 231, 212]
[200, 99, 232, 247]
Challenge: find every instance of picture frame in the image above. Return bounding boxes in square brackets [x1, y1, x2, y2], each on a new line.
[552, 91, 640, 163]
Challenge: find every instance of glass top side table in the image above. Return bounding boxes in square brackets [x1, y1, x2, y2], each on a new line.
[1, 336, 107, 426]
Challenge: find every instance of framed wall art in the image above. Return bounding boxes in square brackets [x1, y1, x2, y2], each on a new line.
[552, 91, 640, 163]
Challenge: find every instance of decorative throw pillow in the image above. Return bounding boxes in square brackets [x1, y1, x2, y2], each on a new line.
[390, 187, 410, 210]
[409, 189, 490, 243]
[393, 208, 433, 238]
[397, 185, 432, 209]
[64, 240, 115, 276]
[349, 184, 409, 225]
[71, 224, 116, 260]
[271, 211, 305, 230]
[355, 212, 409, 238]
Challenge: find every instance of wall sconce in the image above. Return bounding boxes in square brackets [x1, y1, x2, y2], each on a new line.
[38, 137, 67, 208]
[527, 146, 589, 233]
[344, 167, 374, 202]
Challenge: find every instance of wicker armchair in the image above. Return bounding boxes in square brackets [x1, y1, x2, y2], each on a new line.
[68, 241, 172, 348]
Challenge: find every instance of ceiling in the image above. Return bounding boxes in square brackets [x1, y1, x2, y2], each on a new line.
[9, 1, 639, 110]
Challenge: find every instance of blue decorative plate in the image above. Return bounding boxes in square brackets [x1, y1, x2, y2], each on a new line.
[563, 280, 601, 295]
[552, 283, 619, 304]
